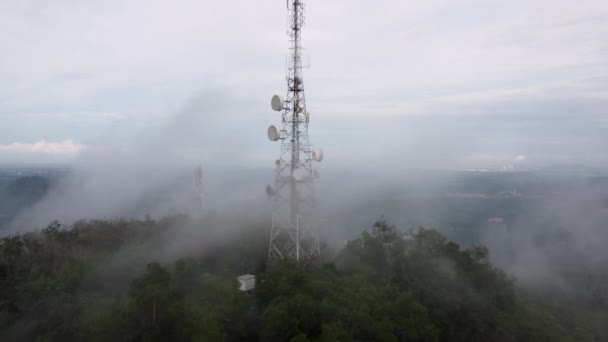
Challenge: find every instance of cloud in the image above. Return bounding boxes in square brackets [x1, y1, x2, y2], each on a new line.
[0, 0, 607, 168]
[25, 111, 125, 122]
[0, 139, 85, 154]
[515, 155, 527, 161]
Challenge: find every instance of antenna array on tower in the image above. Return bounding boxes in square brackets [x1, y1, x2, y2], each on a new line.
[266, 0, 323, 268]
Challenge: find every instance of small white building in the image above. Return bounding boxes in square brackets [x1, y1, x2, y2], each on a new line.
[237, 274, 256, 292]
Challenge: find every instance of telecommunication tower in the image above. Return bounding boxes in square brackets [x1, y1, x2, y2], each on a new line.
[194, 165, 204, 212]
[266, 0, 324, 267]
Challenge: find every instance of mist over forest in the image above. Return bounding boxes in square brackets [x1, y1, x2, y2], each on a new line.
[2, 0, 608, 340]
[1, 91, 607, 340]
[2, 159, 608, 340]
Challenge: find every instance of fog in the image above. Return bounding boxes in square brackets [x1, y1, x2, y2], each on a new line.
[481, 180, 608, 299]
[2, 2, 608, 340]
[7, 90, 273, 232]
[3, 85, 607, 302]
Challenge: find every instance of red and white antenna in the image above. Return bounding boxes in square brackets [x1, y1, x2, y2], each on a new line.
[266, 0, 323, 267]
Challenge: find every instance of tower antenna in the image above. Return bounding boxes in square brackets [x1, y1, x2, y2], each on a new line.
[266, 0, 323, 267]
[194, 165, 204, 213]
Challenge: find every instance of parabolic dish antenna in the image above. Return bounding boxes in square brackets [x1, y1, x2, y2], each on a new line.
[265, 185, 276, 198]
[267, 125, 281, 141]
[271, 95, 284, 112]
[312, 149, 324, 162]
[292, 168, 306, 181]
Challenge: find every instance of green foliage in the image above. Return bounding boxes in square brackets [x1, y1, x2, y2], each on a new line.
[0, 216, 606, 341]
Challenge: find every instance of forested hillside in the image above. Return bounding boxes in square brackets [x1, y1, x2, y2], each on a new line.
[1, 216, 606, 341]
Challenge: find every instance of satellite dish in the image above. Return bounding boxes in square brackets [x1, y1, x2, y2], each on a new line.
[267, 125, 280, 141]
[292, 168, 306, 181]
[312, 149, 324, 162]
[271, 95, 284, 112]
[265, 185, 276, 198]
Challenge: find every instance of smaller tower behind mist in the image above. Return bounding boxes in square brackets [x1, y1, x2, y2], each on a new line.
[194, 165, 204, 214]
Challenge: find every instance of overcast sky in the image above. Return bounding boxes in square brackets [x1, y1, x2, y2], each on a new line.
[1, 0, 607, 170]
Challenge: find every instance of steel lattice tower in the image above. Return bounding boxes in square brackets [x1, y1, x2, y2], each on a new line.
[266, 0, 323, 267]
[194, 165, 204, 212]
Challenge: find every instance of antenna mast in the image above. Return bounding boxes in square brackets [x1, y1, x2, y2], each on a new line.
[194, 165, 204, 213]
[266, 0, 323, 267]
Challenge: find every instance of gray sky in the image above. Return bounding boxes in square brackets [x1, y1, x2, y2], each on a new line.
[1, 0, 607, 170]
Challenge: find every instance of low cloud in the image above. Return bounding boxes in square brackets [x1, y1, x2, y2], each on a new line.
[515, 155, 527, 161]
[0, 139, 85, 154]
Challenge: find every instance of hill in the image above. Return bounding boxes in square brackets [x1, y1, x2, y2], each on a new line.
[1, 215, 606, 341]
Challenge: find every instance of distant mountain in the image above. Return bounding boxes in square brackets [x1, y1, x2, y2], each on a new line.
[0, 175, 50, 229]
[5, 175, 49, 198]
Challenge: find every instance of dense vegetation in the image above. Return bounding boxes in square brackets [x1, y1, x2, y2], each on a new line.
[1, 216, 606, 341]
